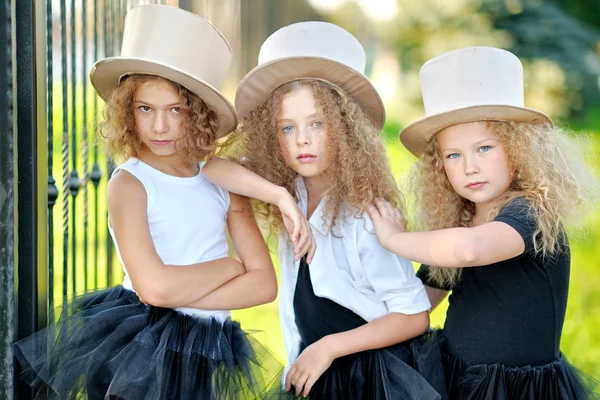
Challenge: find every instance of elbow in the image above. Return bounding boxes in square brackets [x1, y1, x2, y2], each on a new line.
[137, 286, 172, 308]
[254, 272, 278, 305]
[259, 278, 278, 305]
[456, 235, 480, 266]
[133, 274, 174, 308]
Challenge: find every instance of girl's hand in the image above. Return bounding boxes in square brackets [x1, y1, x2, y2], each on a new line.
[366, 198, 406, 249]
[285, 338, 335, 397]
[277, 191, 316, 263]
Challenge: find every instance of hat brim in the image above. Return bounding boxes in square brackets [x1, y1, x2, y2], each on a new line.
[235, 56, 385, 129]
[399, 105, 552, 157]
[90, 57, 238, 138]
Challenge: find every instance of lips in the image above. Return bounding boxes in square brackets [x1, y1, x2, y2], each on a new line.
[466, 182, 486, 189]
[297, 153, 317, 163]
[152, 140, 172, 146]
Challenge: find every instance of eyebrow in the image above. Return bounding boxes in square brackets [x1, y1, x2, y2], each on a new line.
[442, 137, 497, 152]
[277, 113, 320, 123]
[134, 100, 181, 107]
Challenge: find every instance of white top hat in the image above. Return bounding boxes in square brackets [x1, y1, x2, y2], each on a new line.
[235, 21, 385, 129]
[90, 5, 238, 138]
[400, 47, 552, 156]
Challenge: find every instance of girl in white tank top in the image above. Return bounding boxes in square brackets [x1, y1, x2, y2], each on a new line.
[14, 5, 315, 400]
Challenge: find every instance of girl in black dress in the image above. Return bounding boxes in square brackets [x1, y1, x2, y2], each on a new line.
[368, 46, 599, 399]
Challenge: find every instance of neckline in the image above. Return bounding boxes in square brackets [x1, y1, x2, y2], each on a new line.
[131, 157, 205, 185]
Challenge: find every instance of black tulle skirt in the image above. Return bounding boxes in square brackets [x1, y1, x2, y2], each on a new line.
[416, 329, 599, 400]
[270, 336, 446, 400]
[13, 285, 283, 400]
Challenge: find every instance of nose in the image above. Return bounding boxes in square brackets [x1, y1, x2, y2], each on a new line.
[464, 154, 480, 175]
[153, 111, 168, 134]
[296, 126, 311, 147]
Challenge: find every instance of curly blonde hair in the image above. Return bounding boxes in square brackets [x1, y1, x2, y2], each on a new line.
[99, 74, 220, 164]
[229, 79, 402, 238]
[413, 120, 598, 287]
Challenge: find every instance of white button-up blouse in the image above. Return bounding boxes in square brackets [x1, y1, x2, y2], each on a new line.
[279, 177, 431, 370]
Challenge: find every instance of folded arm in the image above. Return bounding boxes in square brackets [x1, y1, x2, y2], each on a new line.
[108, 170, 244, 308]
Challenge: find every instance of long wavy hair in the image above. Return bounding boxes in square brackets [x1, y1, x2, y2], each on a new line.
[413, 120, 598, 287]
[99, 74, 220, 164]
[228, 79, 403, 239]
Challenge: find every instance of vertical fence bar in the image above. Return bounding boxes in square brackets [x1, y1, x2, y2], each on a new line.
[0, 0, 14, 398]
[47, 0, 57, 318]
[60, 0, 70, 300]
[69, 0, 80, 296]
[35, 0, 50, 333]
[91, 0, 101, 290]
[82, 0, 90, 292]
[105, 0, 114, 287]
[15, 0, 39, 397]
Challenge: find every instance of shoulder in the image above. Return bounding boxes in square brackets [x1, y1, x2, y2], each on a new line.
[107, 169, 147, 210]
[494, 197, 538, 233]
[497, 197, 535, 219]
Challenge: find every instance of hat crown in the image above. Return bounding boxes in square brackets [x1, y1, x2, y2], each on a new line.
[119, 5, 232, 90]
[420, 47, 525, 116]
[257, 21, 366, 74]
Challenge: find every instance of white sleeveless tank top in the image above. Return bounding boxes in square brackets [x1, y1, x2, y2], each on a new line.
[108, 157, 231, 321]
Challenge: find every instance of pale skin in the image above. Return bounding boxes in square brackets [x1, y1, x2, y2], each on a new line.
[277, 86, 430, 396]
[367, 122, 526, 307]
[203, 159, 316, 263]
[109, 79, 278, 309]
[132, 76, 316, 263]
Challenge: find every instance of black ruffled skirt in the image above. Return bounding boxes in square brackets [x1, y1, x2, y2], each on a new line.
[271, 337, 445, 400]
[14, 285, 283, 400]
[416, 329, 599, 400]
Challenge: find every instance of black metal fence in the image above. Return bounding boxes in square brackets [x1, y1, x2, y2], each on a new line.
[0, 1, 320, 398]
[3, 1, 164, 398]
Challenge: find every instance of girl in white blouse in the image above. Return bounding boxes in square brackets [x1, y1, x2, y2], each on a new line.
[232, 22, 443, 400]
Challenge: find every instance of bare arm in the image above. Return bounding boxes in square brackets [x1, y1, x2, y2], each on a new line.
[108, 170, 244, 308]
[203, 157, 316, 262]
[286, 311, 429, 396]
[382, 223, 524, 267]
[182, 193, 278, 309]
[367, 199, 525, 268]
[326, 311, 429, 357]
[203, 157, 287, 206]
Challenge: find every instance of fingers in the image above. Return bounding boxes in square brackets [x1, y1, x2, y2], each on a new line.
[291, 217, 300, 243]
[374, 198, 394, 218]
[284, 365, 295, 392]
[294, 221, 310, 261]
[285, 365, 308, 396]
[306, 233, 317, 264]
[393, 207, 404, 224]
[303, 374, 318, 397]
[366, 202, 381, 220]
[293, 373, 309, 397]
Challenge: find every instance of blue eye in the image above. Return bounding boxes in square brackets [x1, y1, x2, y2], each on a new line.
[447, 153, 460, 160]
[480, 145, 492, 152]
[282, 125, 294, 133]
[311, 121, 323, 129]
